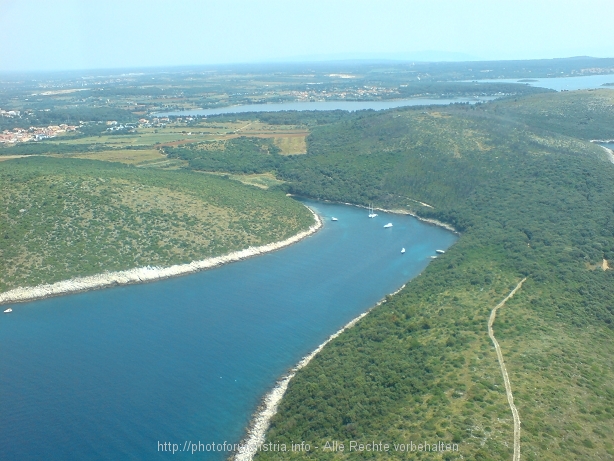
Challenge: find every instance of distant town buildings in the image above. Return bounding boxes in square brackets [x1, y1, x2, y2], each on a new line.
[290, 85, 398, 101]
[0, 123, 78, 144]
[0, 113, 185, 143]
[105, 116, 173, 132]
[0, 109, 21, 117]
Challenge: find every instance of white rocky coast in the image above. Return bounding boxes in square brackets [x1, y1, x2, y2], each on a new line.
[232, 283, 407, 461]
[0, 208, 322, 306]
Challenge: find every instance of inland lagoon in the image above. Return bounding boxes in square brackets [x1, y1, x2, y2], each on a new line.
[154, 96, 497, 117]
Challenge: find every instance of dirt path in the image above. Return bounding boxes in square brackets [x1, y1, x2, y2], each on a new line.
[488, 278, 527, 461]
[0, 154, 38, 162]
[235, 122, 252, 132]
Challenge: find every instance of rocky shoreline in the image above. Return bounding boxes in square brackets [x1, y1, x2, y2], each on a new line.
[230, 200, 458, 461]
[232, 283, 408, 461]
[350, 202, 458, 234]
[0, 208, 322, 307]
[599, 145, 614, 164]
[590, 140, 614, 164]
[287, 195, 459, 235]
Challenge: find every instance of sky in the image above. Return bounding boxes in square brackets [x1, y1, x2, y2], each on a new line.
[1, 0, 613, 72]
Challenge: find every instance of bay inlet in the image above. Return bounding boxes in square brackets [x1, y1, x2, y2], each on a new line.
[0, 200, 457, 460]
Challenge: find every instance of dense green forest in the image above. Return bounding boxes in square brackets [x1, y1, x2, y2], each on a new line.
[3, 65, 614, 459]
[165, 137, 283, 174]
[166, 90, 614, 460]
[0, 157, 313, 292]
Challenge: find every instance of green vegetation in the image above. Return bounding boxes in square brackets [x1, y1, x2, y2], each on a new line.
[166, 137, 283, 174]
[0, 142, 106, 156]
[55, 148, 169, 166]
[162, 91, 614, 460]
[0, 120, 310, 162]
[0, 107, 135, 132]
[7, 56, 606, 125]
[490, 89, 614, 140]
[3, 63, 614, 460]
[0, 157, 313, 292]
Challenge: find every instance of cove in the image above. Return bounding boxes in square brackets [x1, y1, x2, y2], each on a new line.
[0, 200, 457, 460]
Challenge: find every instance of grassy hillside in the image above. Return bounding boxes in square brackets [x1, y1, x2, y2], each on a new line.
[0, 157, 314, 292]
[200, 93, 614, 460]
[489, 88, 614, 140]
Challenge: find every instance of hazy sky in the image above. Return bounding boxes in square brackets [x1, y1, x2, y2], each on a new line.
[1, 0, 613, 71]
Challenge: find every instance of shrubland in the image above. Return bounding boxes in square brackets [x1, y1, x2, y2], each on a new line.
[0, 157, 313, 292]
[167, 90, 614, 460]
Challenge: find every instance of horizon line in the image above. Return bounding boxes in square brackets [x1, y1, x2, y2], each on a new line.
[1, 55, 614, 76]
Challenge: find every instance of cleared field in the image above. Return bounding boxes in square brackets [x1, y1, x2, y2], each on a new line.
[0, 121, 309, 160]
[205, 171, 286, 189]
[39, 121, 309, 151]
[55, 149, 166, 165]
[51, 132, 217, 148]
[273, 134, 307, 155]
[0, 155, 31, 162]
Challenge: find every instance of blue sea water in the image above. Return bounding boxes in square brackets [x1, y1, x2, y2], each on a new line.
[465, 74, 614, 91]
[0, 200, 456, 460]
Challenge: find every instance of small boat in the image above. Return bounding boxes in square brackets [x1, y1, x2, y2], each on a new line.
[384, 223, 393, 228]
[430, 255, 438, 259]
[331, 217, 338, 221]
[436, 249, 445, 254]
[401, 248, 405, 254]
[3, 308, 12, 313]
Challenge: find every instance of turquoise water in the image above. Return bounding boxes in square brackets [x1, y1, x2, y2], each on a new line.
[0, 200, 456, 460]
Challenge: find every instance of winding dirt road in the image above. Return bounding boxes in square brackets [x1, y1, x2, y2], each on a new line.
[488, 278, 527, 461]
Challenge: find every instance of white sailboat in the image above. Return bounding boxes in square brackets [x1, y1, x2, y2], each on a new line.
[368, 203, 378, 218]
[4, 308, 12, 313]
[383, 223, 393, 228]
[401, 248, 405, 254]
[331, 217, 338, 221]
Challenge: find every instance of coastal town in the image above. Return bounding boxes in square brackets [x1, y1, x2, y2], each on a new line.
[0, 123, 79, 144]
[0, 108, 175, 143]
[1, 106, 79, 143]
[288, 85, 399, 102]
